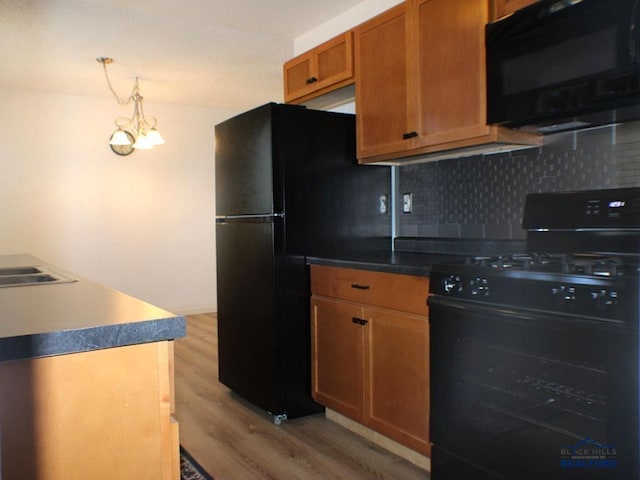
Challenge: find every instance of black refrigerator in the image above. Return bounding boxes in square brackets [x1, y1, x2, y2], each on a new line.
[215, 102, 390, 423]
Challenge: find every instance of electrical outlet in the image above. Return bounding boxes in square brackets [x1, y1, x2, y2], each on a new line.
[379, 195, 388, 214]
[402, 193, 413, 213]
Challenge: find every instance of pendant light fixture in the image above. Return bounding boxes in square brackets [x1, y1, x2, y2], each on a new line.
[97, 57, 165, 155]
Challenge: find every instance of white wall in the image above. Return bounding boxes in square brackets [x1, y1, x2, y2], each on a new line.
[0, 1, 403, 315]
[294, 0, 404, 54]
[294, 0, 404, 115]
[0, 87, 238, 313]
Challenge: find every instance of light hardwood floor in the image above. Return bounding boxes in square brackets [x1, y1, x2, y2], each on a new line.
[174, 313, 429, 480]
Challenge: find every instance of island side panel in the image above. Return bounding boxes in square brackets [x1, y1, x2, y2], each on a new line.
[0, 341, 178, 480]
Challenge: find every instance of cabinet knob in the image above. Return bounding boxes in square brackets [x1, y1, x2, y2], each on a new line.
[306, 76, 318, 84]
[351, 283, 370, 290]
[402, 131, 418, 140]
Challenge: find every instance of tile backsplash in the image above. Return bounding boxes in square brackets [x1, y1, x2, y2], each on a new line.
[397, 121, 640, 240]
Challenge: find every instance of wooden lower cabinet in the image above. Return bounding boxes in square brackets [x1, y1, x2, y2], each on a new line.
[367, 307, 429, 454]
[312, 298, 365, 422]
[311, 265, 430, 456]
[0, 341, 179, 480]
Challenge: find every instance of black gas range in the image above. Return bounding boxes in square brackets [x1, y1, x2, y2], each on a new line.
[428, 187, 640, 480]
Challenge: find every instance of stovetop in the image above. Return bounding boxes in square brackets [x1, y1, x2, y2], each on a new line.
[429, 187, 640, 322]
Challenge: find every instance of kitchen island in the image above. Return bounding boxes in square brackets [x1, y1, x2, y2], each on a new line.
[0, 254, 186, 480]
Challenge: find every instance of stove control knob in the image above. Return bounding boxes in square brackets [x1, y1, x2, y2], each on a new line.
[443, 275, 463, 295]
[551, 285, 576, 306]
[470, 277, 489, 296]
[591, 289, 619, 311]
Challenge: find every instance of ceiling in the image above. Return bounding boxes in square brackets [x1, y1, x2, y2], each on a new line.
[1, 0, 364, 110]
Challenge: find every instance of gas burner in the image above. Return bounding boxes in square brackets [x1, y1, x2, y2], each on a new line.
[465, 253, 562, 270]
[465, 255, 532, 269]
[565, 254, 624, 277]
[464, 252, 633, 278]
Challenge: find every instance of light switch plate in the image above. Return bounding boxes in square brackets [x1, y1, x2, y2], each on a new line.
[402, 193, 412, 213]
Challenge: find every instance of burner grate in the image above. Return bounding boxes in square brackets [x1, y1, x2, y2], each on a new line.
[465, 253, 632, 278]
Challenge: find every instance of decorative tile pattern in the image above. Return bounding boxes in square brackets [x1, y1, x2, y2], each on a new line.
[398, 122, 640, 239]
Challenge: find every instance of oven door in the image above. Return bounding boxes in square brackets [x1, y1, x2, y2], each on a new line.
[428, 295, 638, 480]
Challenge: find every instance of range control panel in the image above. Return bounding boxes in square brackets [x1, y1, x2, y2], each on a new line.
[522, 187, 640, 229]
[429, 267, 636, 325]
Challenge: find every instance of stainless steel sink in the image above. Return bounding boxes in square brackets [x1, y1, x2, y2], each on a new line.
[0, 267, 42, 275]
[0, 266, 77, 288]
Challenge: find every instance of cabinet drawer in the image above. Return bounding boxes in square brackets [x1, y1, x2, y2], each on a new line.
[310, 265, 429, 315]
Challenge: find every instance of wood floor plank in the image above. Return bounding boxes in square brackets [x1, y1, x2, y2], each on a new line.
[174, 313, 429, 480]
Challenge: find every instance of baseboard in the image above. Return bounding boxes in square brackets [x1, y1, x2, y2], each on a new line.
[168, 305, 217, 316]
[325, 409, 431, 472]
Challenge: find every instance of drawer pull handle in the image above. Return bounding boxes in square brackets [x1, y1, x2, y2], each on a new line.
[351, 284, 370, 290]
[352, 317, 368, 326]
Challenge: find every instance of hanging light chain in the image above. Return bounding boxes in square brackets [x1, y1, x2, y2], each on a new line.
[97, 57, 137, 105]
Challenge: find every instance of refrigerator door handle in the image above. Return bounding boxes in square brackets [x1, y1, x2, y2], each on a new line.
[216, 213, 284, 224]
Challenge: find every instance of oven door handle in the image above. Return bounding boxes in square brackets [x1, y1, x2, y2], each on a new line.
[428, 295, 542, 322]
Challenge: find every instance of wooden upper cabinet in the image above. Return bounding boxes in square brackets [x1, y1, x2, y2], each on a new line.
[356, 0, 489, 161]
[356, 0, 540, 163]
[354, 3, 412, 159]
[284, 31, 354, 104]
[415, 0, 490, 147]
[493, 0, 539, 19]
[284, 53, 315, 101]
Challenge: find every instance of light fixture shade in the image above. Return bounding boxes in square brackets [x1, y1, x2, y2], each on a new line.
[99, 59, 166, 154]
[132, 133, 154, 150]
[145, 128, 165, 146]
[109, 129, 133, 146]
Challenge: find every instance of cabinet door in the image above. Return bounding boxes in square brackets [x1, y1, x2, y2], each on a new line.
[494, 0, 538, 19]
[284, 31, 354, 104]
[311, 297, 365, 422]
[284, 51, 315, 102]
[355, 3, 415, 159]
[365, 308, 430, 455]
[415, 0, 490, 148]
[314, 31, 353, 92]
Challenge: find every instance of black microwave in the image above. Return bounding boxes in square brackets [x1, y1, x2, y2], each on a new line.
[486, 0, 640, 133]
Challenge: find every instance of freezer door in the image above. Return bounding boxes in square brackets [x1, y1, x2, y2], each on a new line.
[215, 104, 276, 216]
[216, 216, 283, 414]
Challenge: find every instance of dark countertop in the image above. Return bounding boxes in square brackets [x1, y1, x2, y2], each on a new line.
[307, 250, 466, 277]
[306, 237, 527, 277]
[0, 254, 186, 362]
